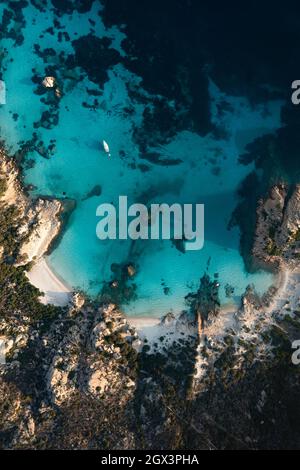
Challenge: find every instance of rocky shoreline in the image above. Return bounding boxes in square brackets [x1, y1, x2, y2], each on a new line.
[0, 149, 300, 449]
[0, 148, 299, 342]
[0, 150, 64, 264]
[253, 183, 300, 269]
[0, 149, 76, 305]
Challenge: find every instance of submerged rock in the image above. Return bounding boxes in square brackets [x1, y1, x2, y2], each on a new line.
[110, 280, 119, 288]
[125, 263, 136, 278]
[238, 284, 261, 317]
[42, 76, 56, 88]
[82, 184, 102, 201]
[54, 87, 62, 99]
[160, 311, 176, 326]
[225, 283, 235, 298]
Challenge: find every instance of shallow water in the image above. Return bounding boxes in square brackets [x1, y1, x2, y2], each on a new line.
[0, 2, 284, 316]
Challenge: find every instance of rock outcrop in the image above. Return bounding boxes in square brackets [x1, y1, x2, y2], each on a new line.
[46, 303, 138, 406]
[253, 183, 300, 269]
[42, 76, 56, 88]
[18, 198, 62, 263]
[0, 151, 63, 264]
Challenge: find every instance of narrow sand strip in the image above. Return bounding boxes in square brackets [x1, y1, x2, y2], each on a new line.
[26, 257, 72, 307]
[127, 317, 161, 328]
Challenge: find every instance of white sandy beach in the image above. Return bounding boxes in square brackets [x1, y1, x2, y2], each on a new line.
[127, 317, 161, 328]
[126, 316, 162, 342]
[26, 257, 72, 307]
[26, 255, 298, 348]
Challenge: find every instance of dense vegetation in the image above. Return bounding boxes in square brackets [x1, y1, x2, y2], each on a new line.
[0, 182, 61, 324]
[0, 178, 7, 196]
[0, 203, 23, 260]
[0, 261, 61, 324]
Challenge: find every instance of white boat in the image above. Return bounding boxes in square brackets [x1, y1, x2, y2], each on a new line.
[102, 140, 110, 156]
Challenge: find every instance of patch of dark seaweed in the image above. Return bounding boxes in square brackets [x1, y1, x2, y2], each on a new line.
[99, 262, 138, 306]
[71, 34, 121, 89]
[140, 151, 182, 167]
[81, 184, 102, 201]
[136, 177, 184, 206]
[130, 97, 190, 157]
[50, 0, 95, 15]
[137, 164, 151, 173]
[30, 0, 47, 13]
[0, 2, 27, 46]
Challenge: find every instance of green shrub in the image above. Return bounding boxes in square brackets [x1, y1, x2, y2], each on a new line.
[0, 178, 7, 196]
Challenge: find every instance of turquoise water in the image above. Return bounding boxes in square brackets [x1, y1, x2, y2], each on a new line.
[0, 3, 283, 316]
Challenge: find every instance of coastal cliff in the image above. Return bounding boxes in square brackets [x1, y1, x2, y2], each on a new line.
[253, 183, 300, 269]
[0, 152, 63, 264]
